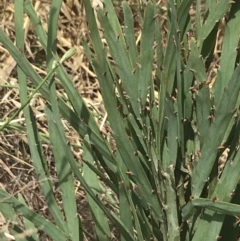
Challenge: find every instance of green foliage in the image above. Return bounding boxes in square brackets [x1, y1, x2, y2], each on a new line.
[0, 0, 240, 240]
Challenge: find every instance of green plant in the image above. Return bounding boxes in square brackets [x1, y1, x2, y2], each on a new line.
[0, 0, 240, 240]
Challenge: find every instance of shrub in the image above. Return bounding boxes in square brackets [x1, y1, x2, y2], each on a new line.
[0, 0, 240, 240]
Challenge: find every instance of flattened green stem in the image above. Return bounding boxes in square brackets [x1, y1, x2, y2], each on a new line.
[0, 48, 75, 131]
[0, 190, 67, 241]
